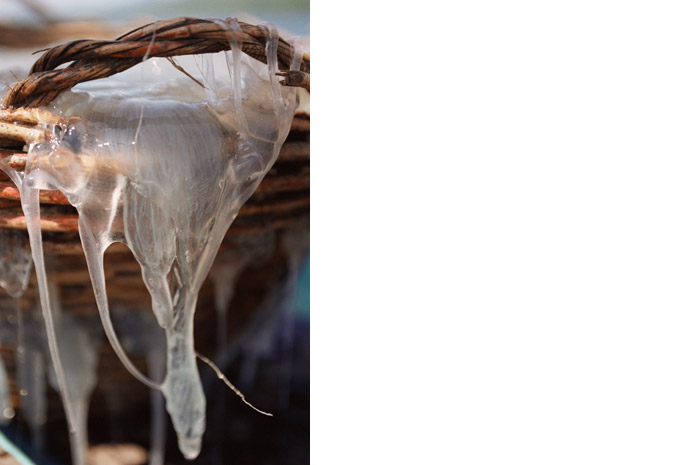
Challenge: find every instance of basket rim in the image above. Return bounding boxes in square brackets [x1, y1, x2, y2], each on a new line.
[2, 16, 310, 109]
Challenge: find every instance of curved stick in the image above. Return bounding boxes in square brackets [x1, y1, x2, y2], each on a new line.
[3, 17, 310, 108]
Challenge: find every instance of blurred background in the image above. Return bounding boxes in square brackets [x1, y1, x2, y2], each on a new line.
[1, 0, 309, 34]
[0, 0, 310, 464]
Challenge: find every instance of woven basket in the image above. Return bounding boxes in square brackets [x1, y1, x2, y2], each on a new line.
[0, 16, 310, 461]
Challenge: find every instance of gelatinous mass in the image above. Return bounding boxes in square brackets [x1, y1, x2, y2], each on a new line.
[0, 23, 300, 462]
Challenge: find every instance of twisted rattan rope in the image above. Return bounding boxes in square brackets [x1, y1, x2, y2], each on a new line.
[2, 16, 310, 109]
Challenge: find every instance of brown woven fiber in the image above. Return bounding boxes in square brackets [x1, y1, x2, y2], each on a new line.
[0, 16, 310, 239]
[2, 16, 310, 109]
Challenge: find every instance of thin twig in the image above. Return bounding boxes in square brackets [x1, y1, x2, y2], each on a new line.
[166, 57, 204, 88]
[195, 350, 273, 417]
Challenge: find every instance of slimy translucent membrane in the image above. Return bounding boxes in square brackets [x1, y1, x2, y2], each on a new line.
[0, 20, 302, 463]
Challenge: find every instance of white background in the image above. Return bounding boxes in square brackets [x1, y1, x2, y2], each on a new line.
[314, 1, 698, 463]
